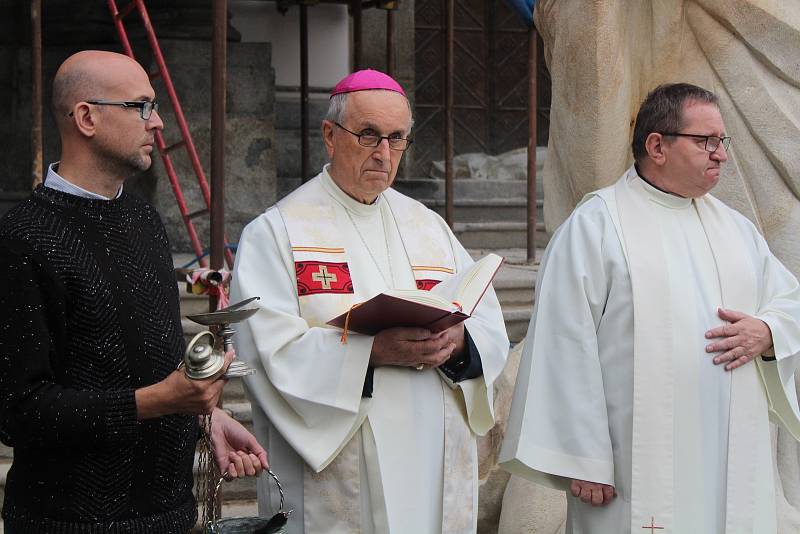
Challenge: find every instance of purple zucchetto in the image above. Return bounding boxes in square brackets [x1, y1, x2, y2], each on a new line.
[330, 69, 406, 98]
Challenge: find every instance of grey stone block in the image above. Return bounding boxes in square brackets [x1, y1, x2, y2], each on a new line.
[275, 129, 329, 180]
[151, 116, 276, 254]
[275, 96, 330, 130]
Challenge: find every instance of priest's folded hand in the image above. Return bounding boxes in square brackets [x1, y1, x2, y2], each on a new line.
[370, 326, 458, 369]
[704, 308, 774, 371]
[134, 350, 233, 419]
[436, 323, 466, 358]
[570, 479, 616, 507]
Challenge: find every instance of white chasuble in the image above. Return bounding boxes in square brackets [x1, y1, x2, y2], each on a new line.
[231, 166, 509, 534]
[500, 168, 800, 534]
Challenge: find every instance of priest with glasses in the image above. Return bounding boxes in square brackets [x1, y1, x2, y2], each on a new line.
[232, 70, 509, 533]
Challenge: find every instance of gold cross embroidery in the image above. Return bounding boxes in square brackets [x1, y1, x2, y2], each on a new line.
[311, 265, 338, 290]
[642, 517, 664, 533]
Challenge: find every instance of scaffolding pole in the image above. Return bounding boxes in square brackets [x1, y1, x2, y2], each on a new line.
[210, 0, 227, 286]
[444, 0, 454, 228]
[386, 10, 395, 76]
[300, 4, 310, 183]
[352, 0, 362, 70]
[526, 24, 538, 262]
[31, 0, 43, 189]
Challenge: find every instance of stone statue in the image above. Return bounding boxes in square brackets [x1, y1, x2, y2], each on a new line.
[490, 1, 800, 532]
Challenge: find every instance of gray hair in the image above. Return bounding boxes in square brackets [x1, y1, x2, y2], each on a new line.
[325, 91, 415, 134]
[631, 83, 719, 164]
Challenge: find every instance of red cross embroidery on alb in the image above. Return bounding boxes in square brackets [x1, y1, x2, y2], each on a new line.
[295, 261, 354, 296]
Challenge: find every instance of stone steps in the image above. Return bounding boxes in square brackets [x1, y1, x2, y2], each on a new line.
[424, 197, 542, 224]
[455, 221, 549, 250]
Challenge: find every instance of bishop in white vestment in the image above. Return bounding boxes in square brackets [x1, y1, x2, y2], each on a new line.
[231, 70, 509, 533]
[500, 84, 800, 533]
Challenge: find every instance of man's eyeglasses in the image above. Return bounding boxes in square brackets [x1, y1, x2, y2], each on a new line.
[660, 132, 731, 153]
[69, 100, 159, 120]
[335, 122, 413, 151]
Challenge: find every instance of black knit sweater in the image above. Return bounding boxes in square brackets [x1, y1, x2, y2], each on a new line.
[0, 186, 198, 533]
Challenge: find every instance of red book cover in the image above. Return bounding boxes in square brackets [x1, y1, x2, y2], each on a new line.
[327, 294, 468, 336]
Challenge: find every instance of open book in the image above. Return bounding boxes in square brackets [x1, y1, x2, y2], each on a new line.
[327, 253, 504, 336]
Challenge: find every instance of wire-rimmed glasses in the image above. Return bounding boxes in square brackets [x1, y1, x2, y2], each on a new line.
[334, 122, 413, 151]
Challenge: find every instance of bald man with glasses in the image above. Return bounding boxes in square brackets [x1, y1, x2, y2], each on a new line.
[0, 50, 267, 533]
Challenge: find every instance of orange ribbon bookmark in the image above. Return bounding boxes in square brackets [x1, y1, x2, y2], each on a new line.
[340, 302, 363, 343]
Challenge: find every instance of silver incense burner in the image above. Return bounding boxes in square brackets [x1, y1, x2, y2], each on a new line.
[183, 297, 260, 380]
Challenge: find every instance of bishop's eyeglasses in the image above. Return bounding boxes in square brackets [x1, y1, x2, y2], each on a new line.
[335, 122, 413, 151]
[659, 132, 732, 153]
[69, 100, 159, 120]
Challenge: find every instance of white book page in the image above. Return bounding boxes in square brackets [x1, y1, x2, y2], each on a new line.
[430, 253, 503, 315]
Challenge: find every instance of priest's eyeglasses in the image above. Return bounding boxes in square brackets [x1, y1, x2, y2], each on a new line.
[69, 100, 159, 120]
[660, 132, 732, 153]
[335, 122, 413, 151]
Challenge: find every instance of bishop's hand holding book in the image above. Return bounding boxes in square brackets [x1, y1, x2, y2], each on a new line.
[328, 253, 504, 336]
